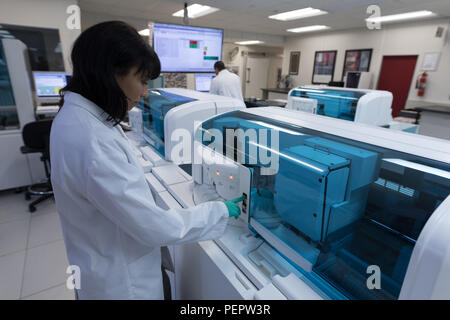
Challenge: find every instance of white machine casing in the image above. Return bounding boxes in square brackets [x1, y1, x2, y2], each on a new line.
[193, 143, 252, 222]
[149, 88, 245, 163]
[128, 107, 143, 137]
[287, 85, 394, 127]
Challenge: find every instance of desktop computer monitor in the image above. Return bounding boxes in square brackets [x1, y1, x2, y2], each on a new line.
[345, 71, 372, 89]
[33, 72, 68, 98]
[195, 74, 215, 92]
[346, 72, 361, 89]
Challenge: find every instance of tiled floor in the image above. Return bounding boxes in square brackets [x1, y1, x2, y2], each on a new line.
[0, 190, 74, 300]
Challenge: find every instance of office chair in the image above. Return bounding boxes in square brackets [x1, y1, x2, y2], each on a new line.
[20, 119, 53, 213]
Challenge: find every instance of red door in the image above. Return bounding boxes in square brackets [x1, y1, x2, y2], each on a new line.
[377, 55, 418, 117]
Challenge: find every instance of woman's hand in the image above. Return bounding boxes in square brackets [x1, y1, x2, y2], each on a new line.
[223, 196, 245, 219]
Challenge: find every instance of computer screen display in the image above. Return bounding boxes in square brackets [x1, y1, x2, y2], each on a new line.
[33, 72, 67, 97]
[346, 72, 361, 88]
[195, 74, 215, 92]
[153, 23, 223, 73]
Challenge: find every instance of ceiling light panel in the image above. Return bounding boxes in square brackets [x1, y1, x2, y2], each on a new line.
[269, 7, 328, 21]
[366, 10, 435, 23]
[287, 25, 330, 33]
[235, 40, 264, 45]
[173, 4, 220, 19]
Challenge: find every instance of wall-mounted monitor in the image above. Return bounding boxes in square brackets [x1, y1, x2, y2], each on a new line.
[194, 73, 215, 92]
[153, 23, 223, 73]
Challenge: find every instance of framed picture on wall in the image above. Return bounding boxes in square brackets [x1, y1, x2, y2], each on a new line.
[289, 51, 300, 75]
[312, 50, 337, 84]
[342, 49, 373, 80]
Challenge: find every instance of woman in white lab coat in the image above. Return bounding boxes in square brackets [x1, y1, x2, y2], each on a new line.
[50, 21, 242, 300]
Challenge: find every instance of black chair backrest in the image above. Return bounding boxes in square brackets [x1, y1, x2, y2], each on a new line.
[22, 120, 53, 157]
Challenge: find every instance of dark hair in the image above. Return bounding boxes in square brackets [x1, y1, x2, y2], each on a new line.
[59, 21, 161, 125]
[214, 61, 225, 71]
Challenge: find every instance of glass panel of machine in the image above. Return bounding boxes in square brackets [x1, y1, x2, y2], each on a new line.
[0, 41, 19, 130]
[199, 111, 450, 300]
[290, 88, 364, 121]
[140, 90, 196, 156]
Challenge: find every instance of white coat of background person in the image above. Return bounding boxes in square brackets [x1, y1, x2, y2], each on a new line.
[50, 22, 243, 300]
[209, 61, 244, 101]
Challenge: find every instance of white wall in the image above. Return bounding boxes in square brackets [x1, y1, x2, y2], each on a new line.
[267, 56, 283, 89]
[224, 29, 285, 47]
[222, 43, 283, 89]
[186, 44, 282, 92]
[0, 0, 81, 72]
[282, 18, 450, 106]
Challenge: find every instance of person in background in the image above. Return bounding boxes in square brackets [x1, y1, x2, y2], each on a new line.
[209, 61, 244, 101]
[50, 21, 244, 300]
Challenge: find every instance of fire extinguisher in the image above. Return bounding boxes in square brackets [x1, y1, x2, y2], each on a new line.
[416, 72, 428, 97]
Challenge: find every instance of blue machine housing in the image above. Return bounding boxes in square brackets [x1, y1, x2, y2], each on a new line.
[139, 90, 196, 156]
[274, 145, 350, 242]
[275, 138, 378, 243]
[290, 87, 365, 121]
[197, 110, 450, 300]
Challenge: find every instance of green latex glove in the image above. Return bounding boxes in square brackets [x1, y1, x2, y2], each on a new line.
[224, 196, 245, 219]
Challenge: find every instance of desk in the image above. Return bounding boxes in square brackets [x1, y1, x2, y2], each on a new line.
[261, 88, 292, 100]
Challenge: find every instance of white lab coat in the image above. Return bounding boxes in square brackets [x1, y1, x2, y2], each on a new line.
[209, 69, 244, 101]
[50, 92, 229, 300]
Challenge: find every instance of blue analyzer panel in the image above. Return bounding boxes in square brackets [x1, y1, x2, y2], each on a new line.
[274, 145, 350, 242]
[290, 88, 364, 121]
[141, 90, 197, 156]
